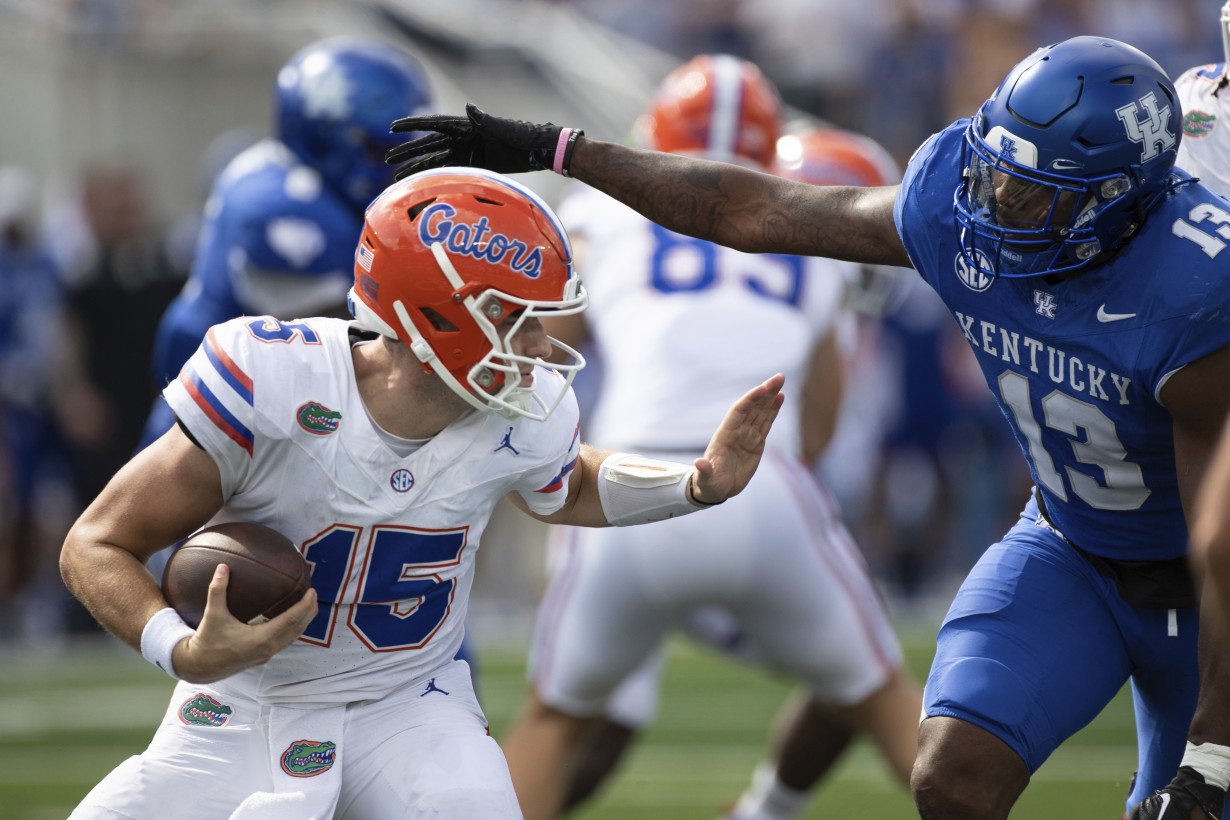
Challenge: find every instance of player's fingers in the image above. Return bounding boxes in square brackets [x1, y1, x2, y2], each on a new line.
[755, 390, 786, 432]
[746, 373, 785, 414]
[392, 151, 456, 181]
[692, 457, 715, 486]
[262, 588, 317, 645]
[389, 114, 468, 134]
[465, 102, 491, 125]
[758, 372, 786, 396]
[693, 454, 713, 481]
[730, 373, 783, 417]
[740, 374, 785, 433]
[385, 133, 453, 164]
[201, 564, 231, 618]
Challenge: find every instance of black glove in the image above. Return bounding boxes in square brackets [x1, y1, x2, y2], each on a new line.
[385, 104, 583, 180]
[1128, 767, 1225, 820]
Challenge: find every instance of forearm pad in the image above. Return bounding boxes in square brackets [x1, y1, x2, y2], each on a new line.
[596, 452, 710, 526]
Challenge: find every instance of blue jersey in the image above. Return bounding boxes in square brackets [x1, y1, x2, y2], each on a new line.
[895, 121, 1230, 561]
[151, 140, 360, 388]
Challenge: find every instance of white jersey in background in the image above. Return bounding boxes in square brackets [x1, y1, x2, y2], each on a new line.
[559, 185, 851, 456]
[1176, 62, 1230, 196]
[529, 185, 902, 729]
[165, 315, 580, 703]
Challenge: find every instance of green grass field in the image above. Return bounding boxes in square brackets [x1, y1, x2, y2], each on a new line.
[0, 624, 1138, 819]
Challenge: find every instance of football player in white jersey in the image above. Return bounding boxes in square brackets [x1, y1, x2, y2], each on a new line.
[58, 167, 784, 820]
[1174, 2, 1230, 198]
[498, 56, 921, 820]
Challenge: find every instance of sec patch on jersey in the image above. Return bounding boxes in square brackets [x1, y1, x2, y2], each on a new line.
[162, 522, 311, 628]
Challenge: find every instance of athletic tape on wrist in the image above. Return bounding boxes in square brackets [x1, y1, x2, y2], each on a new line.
[140, 607, 195, 680]
[1182, 741, 1230, 790]
[596, 452, 711, 526]
[554, 128, 584, 177]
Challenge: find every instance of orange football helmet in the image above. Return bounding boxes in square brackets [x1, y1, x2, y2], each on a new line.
[634, 54, 782, 168]
[349, 167, 587, 421]
[773, 127, 900, 187]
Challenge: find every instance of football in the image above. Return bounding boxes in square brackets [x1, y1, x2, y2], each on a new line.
[161, 522, 311, 629]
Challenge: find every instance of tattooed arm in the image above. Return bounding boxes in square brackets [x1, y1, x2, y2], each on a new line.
[385, 106, 910, 267]
[568, 136, 911, 267]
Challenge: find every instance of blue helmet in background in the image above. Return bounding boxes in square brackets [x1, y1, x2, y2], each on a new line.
[276, 37, 432, 213]
[954, 36, 1181, 279]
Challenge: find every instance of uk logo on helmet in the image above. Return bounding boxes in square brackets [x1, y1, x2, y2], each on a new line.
[997, 134, 1019, 163]
[1115, 92, 1177, 162]
[418, 203, 543, 278]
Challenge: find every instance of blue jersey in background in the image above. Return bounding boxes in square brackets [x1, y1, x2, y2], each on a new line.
[142, 140, 359, 445]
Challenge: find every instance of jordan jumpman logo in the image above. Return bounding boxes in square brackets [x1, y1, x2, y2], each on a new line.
[493, 425, 520, 455]
[420, 678, 450, 697]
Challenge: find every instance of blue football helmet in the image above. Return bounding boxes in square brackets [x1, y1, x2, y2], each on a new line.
[954, 36, 1182, 279]
[276, 37, 432, 213]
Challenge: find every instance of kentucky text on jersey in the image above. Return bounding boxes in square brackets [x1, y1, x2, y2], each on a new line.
[418, 203, 543, 277]
[953, 311, 1132, 406]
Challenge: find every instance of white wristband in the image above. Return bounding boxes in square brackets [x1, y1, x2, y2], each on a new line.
[1182, 741, 1230, 790]
[140, 607, 195, 679]
[596, 452, 714, 526]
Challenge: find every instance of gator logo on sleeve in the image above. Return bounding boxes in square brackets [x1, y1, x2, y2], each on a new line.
[1183, 110, 1216, 138]
[280, 739, 337, 777]
[178, 694, 233, 727]
[296, 401, 342, 436]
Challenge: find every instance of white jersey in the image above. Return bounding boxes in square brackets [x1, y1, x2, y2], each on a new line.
[559, 185, 852, 456]
[1176, 62, 1230, 197]
[528, 186, 902, 728]
[164, 316, 580, 704]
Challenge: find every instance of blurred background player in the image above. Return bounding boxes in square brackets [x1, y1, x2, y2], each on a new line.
[1172, 0, 1230, 197]
[499, 55, 921, 820]
[0, 166, 86, 641]
[726, 126, 920, 820]
[140, 36, 433, 447]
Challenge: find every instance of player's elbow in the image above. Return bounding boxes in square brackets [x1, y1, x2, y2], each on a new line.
[59, 518, 108, 599]
[59, 524, 89, 598]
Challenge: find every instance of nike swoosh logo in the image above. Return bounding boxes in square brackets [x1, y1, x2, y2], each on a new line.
[1157, 792, 1171, 817]
[1097, 305, 1137, 323]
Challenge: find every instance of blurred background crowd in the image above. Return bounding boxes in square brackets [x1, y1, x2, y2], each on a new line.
[0, 0, 1221, 646]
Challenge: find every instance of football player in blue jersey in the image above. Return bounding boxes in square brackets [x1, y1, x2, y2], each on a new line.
[388, 36, 1230, 819]
[140, 36, 434, 447]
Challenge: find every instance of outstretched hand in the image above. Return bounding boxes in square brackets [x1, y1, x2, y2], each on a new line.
[171, 564, 317, 684]
[386, 104, 578, 180]
[690, 374, 786, 505]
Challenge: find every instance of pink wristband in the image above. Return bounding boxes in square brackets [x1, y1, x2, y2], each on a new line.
[553, 128, 575, 175]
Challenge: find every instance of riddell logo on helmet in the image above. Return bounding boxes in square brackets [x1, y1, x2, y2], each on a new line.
[418, 203, 543, 278]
